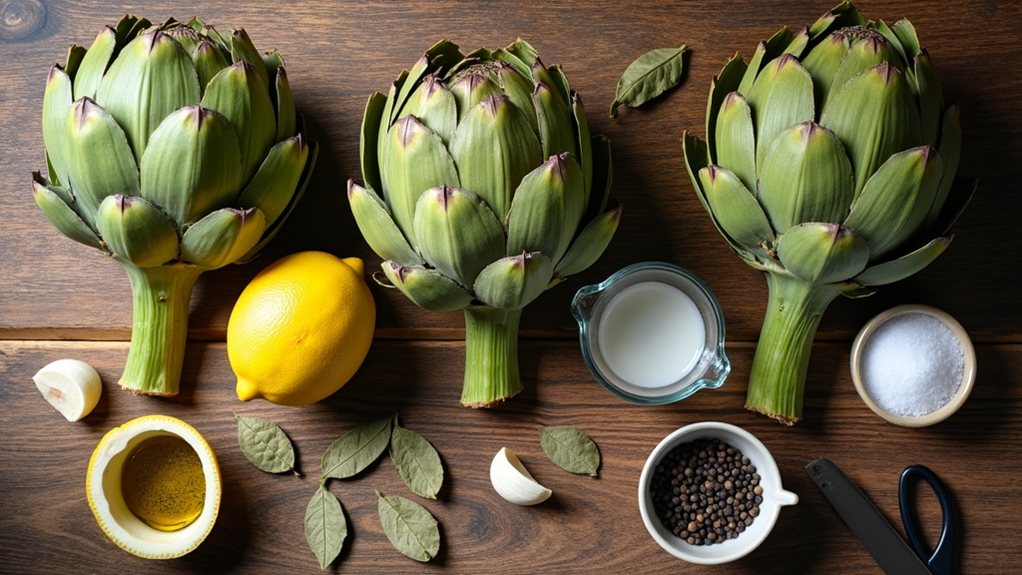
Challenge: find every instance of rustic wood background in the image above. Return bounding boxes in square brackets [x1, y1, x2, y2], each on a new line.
[1, 1, 1020, 573]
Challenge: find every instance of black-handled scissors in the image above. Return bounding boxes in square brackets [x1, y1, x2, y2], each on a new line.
[807, 458, 959, 575]
[899, 464, 956, 575]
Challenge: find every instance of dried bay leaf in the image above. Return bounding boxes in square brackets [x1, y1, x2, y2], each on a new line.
[305, 485, 347, 570]
[376, 491, 440, 562]
[539, 425, 601, 477]
[610, 43, 687, 118]
[321, 415, 393, 481]
[389, 423, 444, 499]
[236, 415, 299, 475]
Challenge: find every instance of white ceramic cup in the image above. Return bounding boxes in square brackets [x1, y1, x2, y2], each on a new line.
[637, 421, 798, 564]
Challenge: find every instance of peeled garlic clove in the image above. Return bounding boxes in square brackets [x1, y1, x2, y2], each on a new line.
[489, 446, 552, 506]
[33, 359, 102, 421]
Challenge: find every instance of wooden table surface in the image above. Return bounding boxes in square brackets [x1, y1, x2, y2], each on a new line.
[2, 1, 1020, 573]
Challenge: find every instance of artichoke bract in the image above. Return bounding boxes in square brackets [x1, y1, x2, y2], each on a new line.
[350, 39, 619, 407]
[35, 16, 317, 396]
[683, 2, 974, 424]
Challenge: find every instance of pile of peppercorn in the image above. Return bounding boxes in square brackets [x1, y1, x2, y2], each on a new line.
[649, 437, 763, 545]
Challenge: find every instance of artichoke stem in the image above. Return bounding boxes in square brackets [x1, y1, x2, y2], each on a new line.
[745, 273, 841, 425]
[461, 306, 524, 407]
[120, 264, 202, 396]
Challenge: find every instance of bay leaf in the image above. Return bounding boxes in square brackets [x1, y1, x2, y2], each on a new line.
[539, 425, 601, 477]
[610, 44, 687, 118]
[236, 415, 299, 475]
[389, 424, 444, 499]
[320, 415, 393, 481]
[376, 491, 440, 562]
[305, 485, 347, 571]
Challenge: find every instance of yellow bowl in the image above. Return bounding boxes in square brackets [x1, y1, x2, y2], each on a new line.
[850, 305, 976, 427]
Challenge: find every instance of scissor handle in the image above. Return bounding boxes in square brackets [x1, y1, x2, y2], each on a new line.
[899, 464, 956, 575]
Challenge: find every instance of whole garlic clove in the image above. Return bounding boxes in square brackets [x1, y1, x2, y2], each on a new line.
[33, 359, 102, 421]
[489, 446, 552, 506]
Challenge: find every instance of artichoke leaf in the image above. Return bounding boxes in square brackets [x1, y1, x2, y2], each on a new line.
[932, 175, 976, 237]
[181, 207, 265, 268]
[584, 134, 612, 222]
[64, 98, 140, 229]
[239, 138, 318, 262]
[546, 65, 572, 106]
[236, 134, 309, 228]
[493, 47, 531, 77]
[201, 61, 277, 184]
[347, 181, 422, 266]
[705, 54, 747, 163]
[892, 19, 921, 59]
[714, 92, 756, 192]
[96, 195, 179, 267]
[844, 146, 942, 260]
[571, 93, 593, 203]
[758, 122, 854, 233]
[192, 39, 230, 89]
[381, 115, 461, 241]
[229, 29, 269, 89]
[698, 166, 774, 255]
[506, 39, 540, 69]
[412, 186, 505, 286]
[776, 222, 869, 284]
[400, 74, 457, 143]
[449, 74, 501, 121]
[381, 261, 473, 312]
[497, 62, 539, 134]
[808, 1, 865, 40]
[782, 28, 810, 58]
[506, 153, 585, 262]
[273, 67, 297, 141]
[32, 174, 104, 250]
[139, 106, 243, 226]
[746, 54, 815, 171]
[95, 30, 202, 162]
[42, 66, 75, 190]
[925, 104, 961, 229]
[871, 20, 909, 69]
[450, 95, 542, 218]
[737, 27, 794, 96]
[474, 252, 553, 310]
[826, 32, 901, 111]
[360, 92, 388, 193]
[554, 205, 622, 278]
[913, 51, 943, 148]
[820, 63, 920, 197]
[72, 26, 117, 100]
[377, 72, 405, 170]
[855, 236, 950, 286]
[393, 40, 462, 124]
[533, 82, 575, 159]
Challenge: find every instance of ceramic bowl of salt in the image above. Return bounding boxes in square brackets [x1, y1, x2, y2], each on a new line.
[850, 304, 976, 427]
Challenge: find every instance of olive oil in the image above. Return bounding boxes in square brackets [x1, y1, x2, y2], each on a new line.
[121, 435, 205, 531]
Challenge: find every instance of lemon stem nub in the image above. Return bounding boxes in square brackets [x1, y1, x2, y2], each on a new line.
[120, 264, 202, 396]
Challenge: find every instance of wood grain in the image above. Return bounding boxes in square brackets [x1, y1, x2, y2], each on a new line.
[1, 340, 1020, 574]
[1, 0, 1021, 573]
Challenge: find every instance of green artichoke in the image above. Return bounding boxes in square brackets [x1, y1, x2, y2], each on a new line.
[350, 39, 619, 407]
[34, 16, 317, 396]
[683, 2, 974, 424]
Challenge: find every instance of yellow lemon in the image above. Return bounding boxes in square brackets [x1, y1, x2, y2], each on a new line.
[227, 251, 375, 405]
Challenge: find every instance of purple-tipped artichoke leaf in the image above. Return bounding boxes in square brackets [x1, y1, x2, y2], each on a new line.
[229, 29, 269, 89]
[533, 82, 574, 158]
[181, 206, 265, 268]
[507, 153, 584, 261]
[714, 91, 756, 192]
[699, 166, 775, 256]
[236, 134, 308, 227]
[747, 54, 815, 170]
[554, 205, 621, 278]
[72, 26, 117, 100]
[96, 195, 179, 267]
[139, 106, 242, 225]
[382, 261, 473, 312]
[64, 98, 140, 228]
[42, 66, 75, 190]
[32, 174, 104, 250]
[381, 115, 460, 240]
[776, 222, 869, 284]
[348, 180, 422, 266]
[412, 186, 505, 286]
[473, 252, 553, 310]
[202, 61, 276, 183]
[737, 27, 794, 95]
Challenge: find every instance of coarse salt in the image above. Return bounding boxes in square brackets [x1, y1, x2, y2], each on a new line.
[860, 313, 964, 417]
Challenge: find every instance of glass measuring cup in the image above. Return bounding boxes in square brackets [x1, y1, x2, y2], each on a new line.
[571, 261, 730, 404]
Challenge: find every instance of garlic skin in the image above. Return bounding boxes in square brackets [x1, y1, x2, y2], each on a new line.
[33, 359, 102, 421]
[489, 447, 552, 506]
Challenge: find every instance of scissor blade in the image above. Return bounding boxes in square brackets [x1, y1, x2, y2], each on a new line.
[806, 458, 931, 575]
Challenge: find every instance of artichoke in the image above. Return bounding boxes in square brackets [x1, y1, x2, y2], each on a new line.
[350, 39, 619, 407]
[34, 16, 317, 396]
[683, 2, 974, 424]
